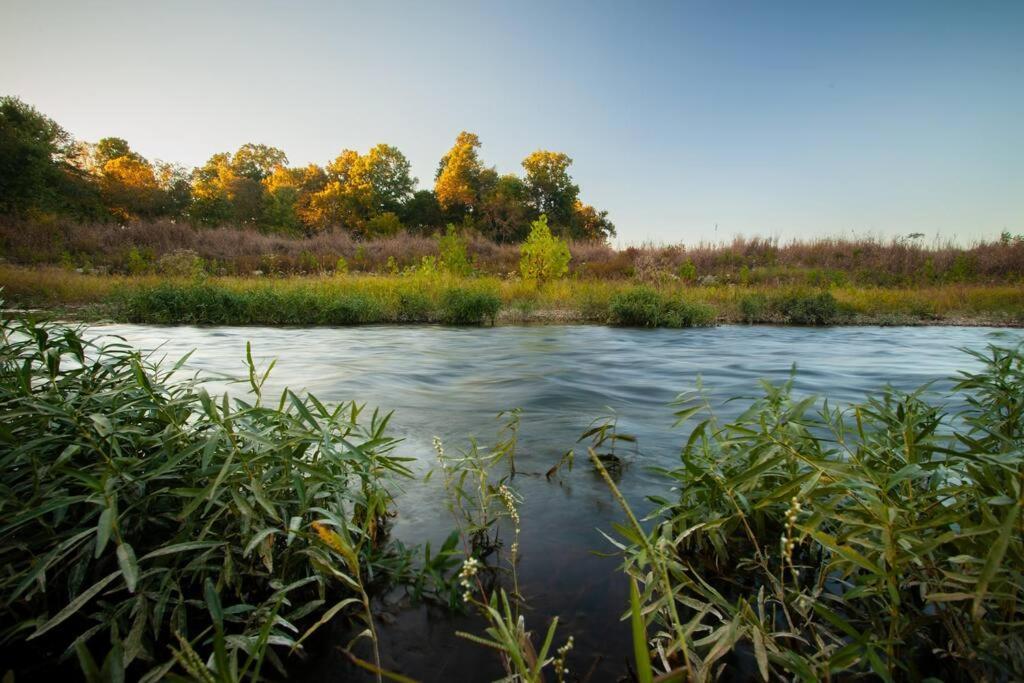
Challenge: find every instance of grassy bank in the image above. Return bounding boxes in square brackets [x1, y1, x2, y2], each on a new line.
[2, 264, 1022, 327]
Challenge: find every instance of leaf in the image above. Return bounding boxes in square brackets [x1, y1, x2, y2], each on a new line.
[28, 570, 122, 640]
[630, 577, 653, 683]
[973, 500, 1021, 620]
[95, 507, 114, 558]
[751, 628, 769, 681]
[117, 543, 139, 593]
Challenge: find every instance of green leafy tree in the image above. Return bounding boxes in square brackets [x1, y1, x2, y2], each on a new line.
[521, 150, 579, 230]
[519, 215, 570, 281]
[401, 189, 445, 234]
[230, 143, 288, 181]
[0, 96, 101, 217]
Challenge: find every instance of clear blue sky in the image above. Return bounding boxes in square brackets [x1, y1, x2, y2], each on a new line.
[2, 0, 1021, 244]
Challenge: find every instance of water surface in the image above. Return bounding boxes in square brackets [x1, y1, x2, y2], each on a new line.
[90, 323, 1024, 681]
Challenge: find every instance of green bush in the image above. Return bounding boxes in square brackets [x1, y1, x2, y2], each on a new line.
[438, 225, 473, 276]
[738, 293, 768, 322]
[439, 287, 500, 325]
[596, 343, 1024, 681]
[396, 289, 433, 322]
[609, 287, 715, 327]
[0, 315, 412, 680]
[770, 290, 839, 325]
[519, 215, 570, 282]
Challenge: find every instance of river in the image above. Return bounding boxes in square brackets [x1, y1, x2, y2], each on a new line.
[89, 323, 1024, 681]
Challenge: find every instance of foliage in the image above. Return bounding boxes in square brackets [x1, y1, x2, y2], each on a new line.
[770, 290, 839, 325]
[519, 215, 570, 282]
[0, 314, 415, 681]
[593, 343, 1024, 681]
[439, 287, 501, 325]
[521, 151, 579, 229]
[609, 286, 715, 327]
[438, 225, 473, 276]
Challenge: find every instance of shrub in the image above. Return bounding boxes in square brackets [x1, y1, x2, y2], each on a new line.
[0, 315, 411, 680]
[335, 256, 349, 275]
[439, 287, 500, 325]
[365, 211, 403, 237]
[438, 225, 473, 276]
[124, 246, 154, 275]
[156, 248, 204, 278]
[396, 289, 433, 322]
[594, 343, 1024, 681]
[738, 292, 768, 322]
[771, 290, 838, 325]
[609, 286, 715, 327]
[519, 215, 570, 282]
[676, 259, 697, 283]
[321, 292, 385, 325]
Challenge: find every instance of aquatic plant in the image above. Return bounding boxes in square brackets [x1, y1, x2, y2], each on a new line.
[593, 344, 1024, 681]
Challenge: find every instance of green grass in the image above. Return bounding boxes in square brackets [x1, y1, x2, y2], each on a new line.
[1, 265, 1022, 327]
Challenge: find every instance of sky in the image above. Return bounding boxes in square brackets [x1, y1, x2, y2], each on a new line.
[1, 0, 1021, 245]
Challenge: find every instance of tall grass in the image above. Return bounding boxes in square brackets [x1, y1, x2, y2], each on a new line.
[3, 264, 1022, 326]
[592, 344, 1024, 681]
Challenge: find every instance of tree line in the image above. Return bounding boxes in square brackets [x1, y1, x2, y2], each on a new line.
[0, 97, 614, 242]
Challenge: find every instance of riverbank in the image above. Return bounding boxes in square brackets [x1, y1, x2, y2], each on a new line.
[2, 264, 1022, 327]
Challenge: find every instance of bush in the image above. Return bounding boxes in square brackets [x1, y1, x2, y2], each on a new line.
[771, 290, 838, 325]
[519, 215, 570, 282]
[438, 225, 473, 276]
[609, 286, 715, 327]
[439, 287, 501, 325]
[738, 293, 768, 322]
[596, 343, 1024, 681]
[396, 289, 433, 322]
[156, 248, 205, 278]
[0, 315, 411, 680]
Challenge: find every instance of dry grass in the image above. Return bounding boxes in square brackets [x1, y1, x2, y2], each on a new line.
[3, 217, 1022, 286]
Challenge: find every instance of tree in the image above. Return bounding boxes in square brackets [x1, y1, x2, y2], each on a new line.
[100, 155, 163, 219]
[401, 190, 445, 234]
[231, 143, 288, 181]
[354, 144, 415, 214]
[307, 146, 415, 234]
[570, 200, 616, 241]
[478, 173, 534, 243]
[435, 131, 487, 215]
[0, 96, 100, 217]
[519, 215, 571, 281]
[521, 150, 579, 230]
[94, 137, 143, 167]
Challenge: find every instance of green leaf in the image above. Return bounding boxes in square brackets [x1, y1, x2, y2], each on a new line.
[28, 571, 122, 640]
[630, 577, 653, 683]
[117, 543, 139, 593]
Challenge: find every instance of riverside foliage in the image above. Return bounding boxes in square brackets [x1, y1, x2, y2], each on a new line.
[593, 344, 1024, 681]
[0, 313, 418, 680]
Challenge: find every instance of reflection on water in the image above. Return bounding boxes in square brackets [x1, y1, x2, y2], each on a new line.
[89, 323, 1024, 681]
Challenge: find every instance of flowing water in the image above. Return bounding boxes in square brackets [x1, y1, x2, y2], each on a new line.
[89, 323, 1024, 682]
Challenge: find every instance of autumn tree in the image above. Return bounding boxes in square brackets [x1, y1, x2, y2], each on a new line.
[435, 131, 487, 216]
[521, 150, 579, 230]
[100, 155, 163, 219]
